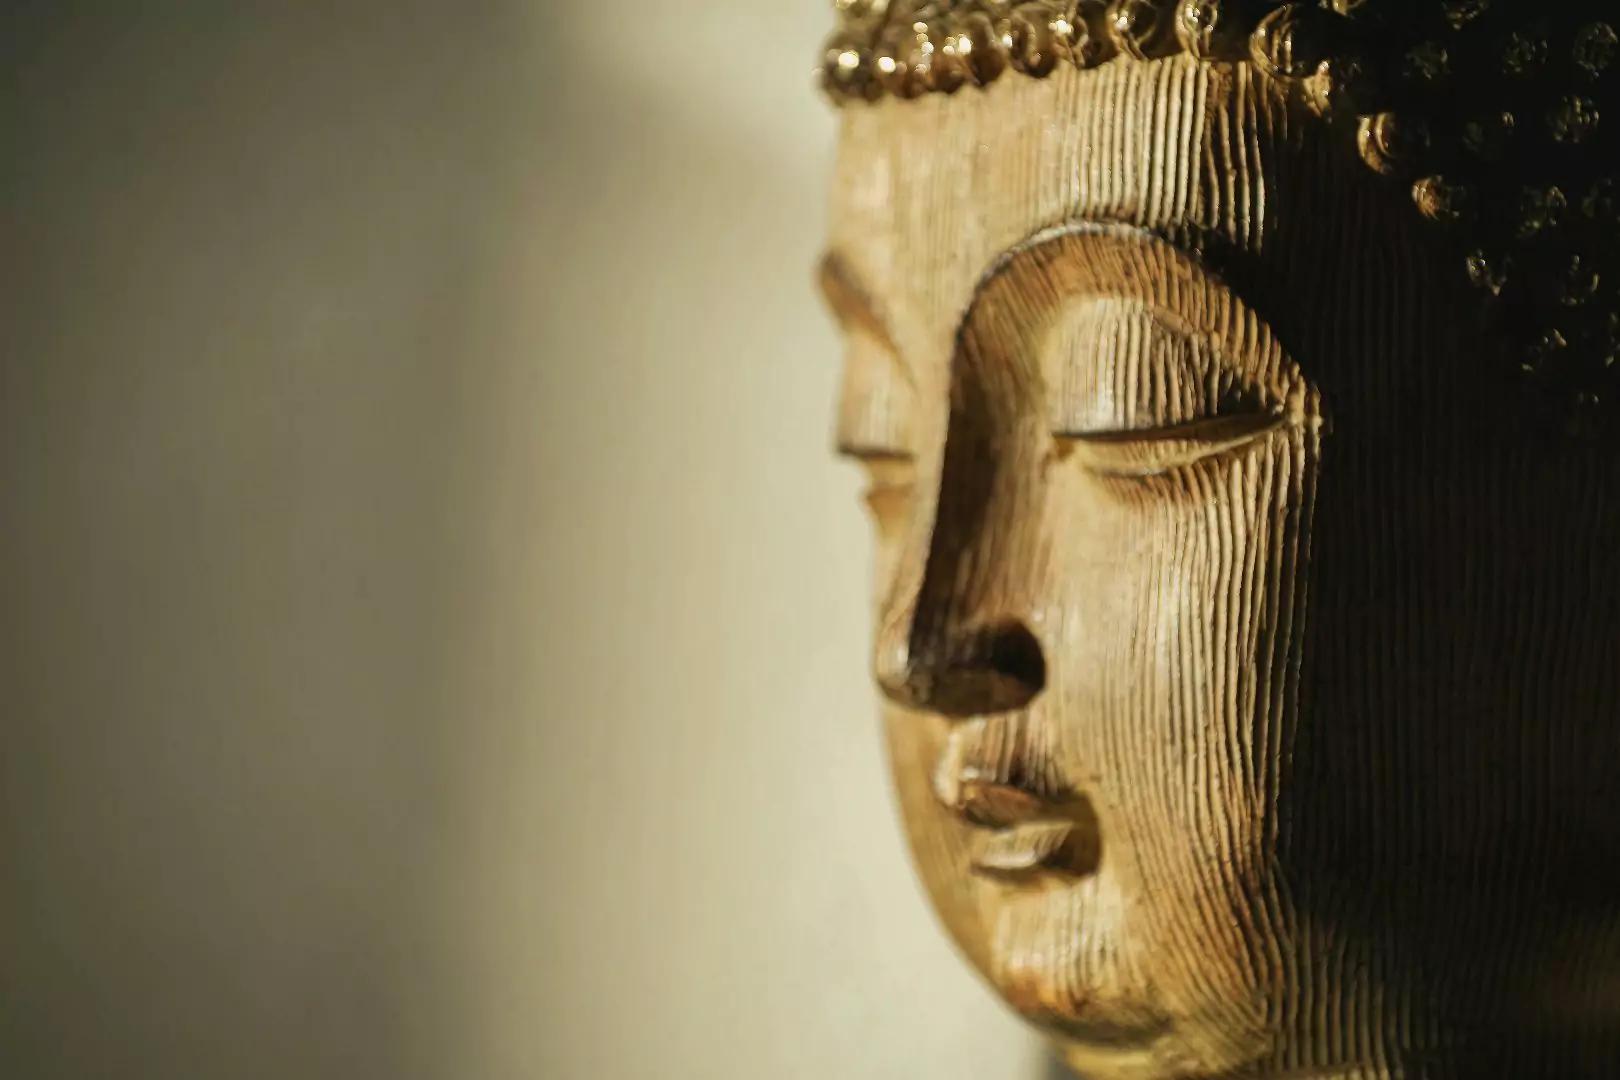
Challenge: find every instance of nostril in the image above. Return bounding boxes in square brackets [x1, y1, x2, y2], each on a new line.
[881, 618, 1047, 718]
[984, 620, 1045, 699]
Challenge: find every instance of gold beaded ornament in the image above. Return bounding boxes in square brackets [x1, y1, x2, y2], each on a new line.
[821, 0, 1620, 438]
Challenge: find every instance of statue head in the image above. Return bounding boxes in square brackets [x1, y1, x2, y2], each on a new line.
[818, 3, 1620, 1076]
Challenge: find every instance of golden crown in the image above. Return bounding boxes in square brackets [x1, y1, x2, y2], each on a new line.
[821, 1, 1620, 438]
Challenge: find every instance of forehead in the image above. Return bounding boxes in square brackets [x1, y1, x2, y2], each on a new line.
[827, 60, 1294, 361]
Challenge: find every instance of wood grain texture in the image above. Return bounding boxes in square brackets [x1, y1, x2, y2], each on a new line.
[822, 58, 1620, 1078]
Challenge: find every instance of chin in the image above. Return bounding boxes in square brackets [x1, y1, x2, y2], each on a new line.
[933, 869, 1284, 1079]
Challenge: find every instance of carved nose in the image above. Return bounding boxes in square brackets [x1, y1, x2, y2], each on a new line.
[876, 617, 1046, 718]
[874, 303, 1049, 721]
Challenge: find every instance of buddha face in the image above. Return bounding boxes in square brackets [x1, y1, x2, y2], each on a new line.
[823, 59, 1620, 1078]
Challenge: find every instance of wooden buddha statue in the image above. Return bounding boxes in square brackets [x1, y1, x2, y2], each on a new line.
[817, 2, 1620, 1075]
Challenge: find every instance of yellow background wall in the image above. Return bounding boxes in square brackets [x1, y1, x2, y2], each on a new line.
[2, 6, 1040, 1078]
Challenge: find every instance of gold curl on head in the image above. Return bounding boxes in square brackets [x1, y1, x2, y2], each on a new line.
[817, 0, 1620, 437]
[820, 2, 1352, 106]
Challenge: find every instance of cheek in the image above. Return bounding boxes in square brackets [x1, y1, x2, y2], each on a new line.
[1046, 439, 1316, 957]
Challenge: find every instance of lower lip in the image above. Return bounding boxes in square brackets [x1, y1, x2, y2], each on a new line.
[970, 821, 1078, 878]
[969, 815, 1103, 881]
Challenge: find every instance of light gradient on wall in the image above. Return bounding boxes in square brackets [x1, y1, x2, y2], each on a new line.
[1, 6, 1042, 1079]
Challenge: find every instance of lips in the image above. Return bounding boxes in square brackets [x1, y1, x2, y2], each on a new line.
[973, 819, 1099, 878]
[934, 724, 1103, 882]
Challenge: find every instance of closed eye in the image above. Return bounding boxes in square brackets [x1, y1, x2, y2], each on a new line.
[836, 450, 916, 527]
[835, 442, 912, 463]
[1053, 412, 1286, 478]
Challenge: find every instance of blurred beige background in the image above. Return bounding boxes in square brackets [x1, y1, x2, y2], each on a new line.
[2, 5, 1042, 1079]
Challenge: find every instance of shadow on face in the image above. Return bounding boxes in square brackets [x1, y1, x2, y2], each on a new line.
[1244, 114, 1620, 1069]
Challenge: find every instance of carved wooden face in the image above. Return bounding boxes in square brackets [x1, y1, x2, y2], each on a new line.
[824, 59, 1620, 1078]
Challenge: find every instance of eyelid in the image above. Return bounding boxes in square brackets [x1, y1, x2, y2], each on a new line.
[837, 442, 915, 465]
[975, 222, 1306, 422]
[1053, 412, 1286, 478]
[840, 452, 916, 521]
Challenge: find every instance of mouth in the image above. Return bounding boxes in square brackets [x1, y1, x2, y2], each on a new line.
[934, 726, 1104, 882]
[972, 816, 1101, 880]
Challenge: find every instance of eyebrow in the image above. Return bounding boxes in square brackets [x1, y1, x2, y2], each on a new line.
[817, 252, 915, 388]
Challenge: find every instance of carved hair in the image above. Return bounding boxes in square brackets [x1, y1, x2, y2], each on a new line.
[822, 1, 1620, 437]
